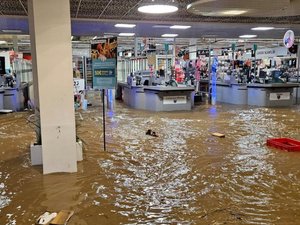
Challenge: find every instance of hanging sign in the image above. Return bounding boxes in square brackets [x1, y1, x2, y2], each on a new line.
[253, 44, 257, 52]
[212, 48, 222, 56]
[283, 30, 295, 48]
[231, 43, 236, 52]
[91, 37, 118, 89]
[256, 47, 288, 59]
[164, 44, 169, 52]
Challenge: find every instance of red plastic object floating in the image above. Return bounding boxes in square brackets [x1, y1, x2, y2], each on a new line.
[267, 138, 300, 152]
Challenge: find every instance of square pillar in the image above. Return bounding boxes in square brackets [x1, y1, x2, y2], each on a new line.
[28, 0, 77, 174]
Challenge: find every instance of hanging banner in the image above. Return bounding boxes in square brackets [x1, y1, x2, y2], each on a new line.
[91, 37, 117, 89]
[211, 56, 218, 105]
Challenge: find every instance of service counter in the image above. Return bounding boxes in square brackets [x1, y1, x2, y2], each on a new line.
[118, 82, 195, 111]
[247, 83, 299, 107]
[0, 89, 4, 110]
[3, 85, 26, 111]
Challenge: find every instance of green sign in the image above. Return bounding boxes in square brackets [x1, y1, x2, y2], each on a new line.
[253, 44, 257, 52]
[164, 44, 169, 52]
[231, 43, 236, 52]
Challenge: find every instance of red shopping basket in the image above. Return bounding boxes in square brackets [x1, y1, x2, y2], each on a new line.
[267, 138, 300, 152]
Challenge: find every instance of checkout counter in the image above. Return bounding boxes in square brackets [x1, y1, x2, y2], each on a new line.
[247, 83, 299, 107]
[117, 71, 195, 111]
[118, 82, 195, 111]
[0, 74, 26, 111]
[200, 80, 299, 107]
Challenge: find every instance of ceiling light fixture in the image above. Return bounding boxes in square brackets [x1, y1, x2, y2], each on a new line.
[251, 27, 275, 31]
[0, 41, 7, 44]
[115, 24, 136, 28]
[162, 34, 178, 37]
[274, 27, 288, 30]
[239, 34, 257, 38]
[222, 10, 247, 15]
[119, 33, 135, 37]
[153, 25, 171, 28]
[187, 4, 192, 10]
[138, 0, 178, 14]
[92, 36, 98, 40]
[1, 29, 22, 33]
[170, 25, 191, 29]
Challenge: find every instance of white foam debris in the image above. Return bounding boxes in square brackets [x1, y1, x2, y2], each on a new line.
[93, 200, 100, 206]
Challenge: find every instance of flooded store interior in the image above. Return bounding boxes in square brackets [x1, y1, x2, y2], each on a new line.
[0, 102, 300, 224]
[1, 0, 300, 224]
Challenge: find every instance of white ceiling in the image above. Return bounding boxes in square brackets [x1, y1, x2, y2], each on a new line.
[0, 0, 300, 51]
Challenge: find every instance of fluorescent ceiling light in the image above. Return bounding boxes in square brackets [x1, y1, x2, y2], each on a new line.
[222, 10, 247, 15]
[18, 42, 30, 45]
[251, 27, 274, 31]
[170, 25, 191, 29]
[162, 34, 178, 37]
[187, 4, 192, 9]
[0, 41, 7, 44]
[119, 33, 135, 37]
[153, 25, 171, 28]
[203, 34, 218, 38]
[274, 27, 288, 30]
[2, 29, 22, 33]
[239, 34, 257, 38]
[138, 5, 178, 14]
[115, 24, 136, 28]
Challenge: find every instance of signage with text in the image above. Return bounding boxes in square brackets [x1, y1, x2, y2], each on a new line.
[91, 37, 117, 89]
[256, 47, 288, 59]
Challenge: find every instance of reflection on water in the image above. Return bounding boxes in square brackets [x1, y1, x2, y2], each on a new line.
[0, 172, 11, 211]
[0, 104, 300, 224]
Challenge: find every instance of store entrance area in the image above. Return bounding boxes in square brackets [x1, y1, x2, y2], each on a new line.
[0, 101, 300, 224]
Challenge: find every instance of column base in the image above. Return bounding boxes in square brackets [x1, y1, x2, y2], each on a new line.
[30, 141, 83, 166]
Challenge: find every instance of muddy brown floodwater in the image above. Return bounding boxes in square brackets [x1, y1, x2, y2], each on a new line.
[0, 101, 300, 225]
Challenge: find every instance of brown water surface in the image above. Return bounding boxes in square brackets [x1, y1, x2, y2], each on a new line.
[0, 102, 300, 225]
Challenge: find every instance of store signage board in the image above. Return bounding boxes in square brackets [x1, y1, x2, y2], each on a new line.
[91, 37, 117, 89]
[256, 47, 288, 59]
[212, 49, 222, 56]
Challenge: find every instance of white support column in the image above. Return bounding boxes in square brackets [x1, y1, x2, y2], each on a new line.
[28, 0, 77, 174]
[189, 38, 197, 60]
[134, 37, 138, 58]
[12, 36, 18, 52]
